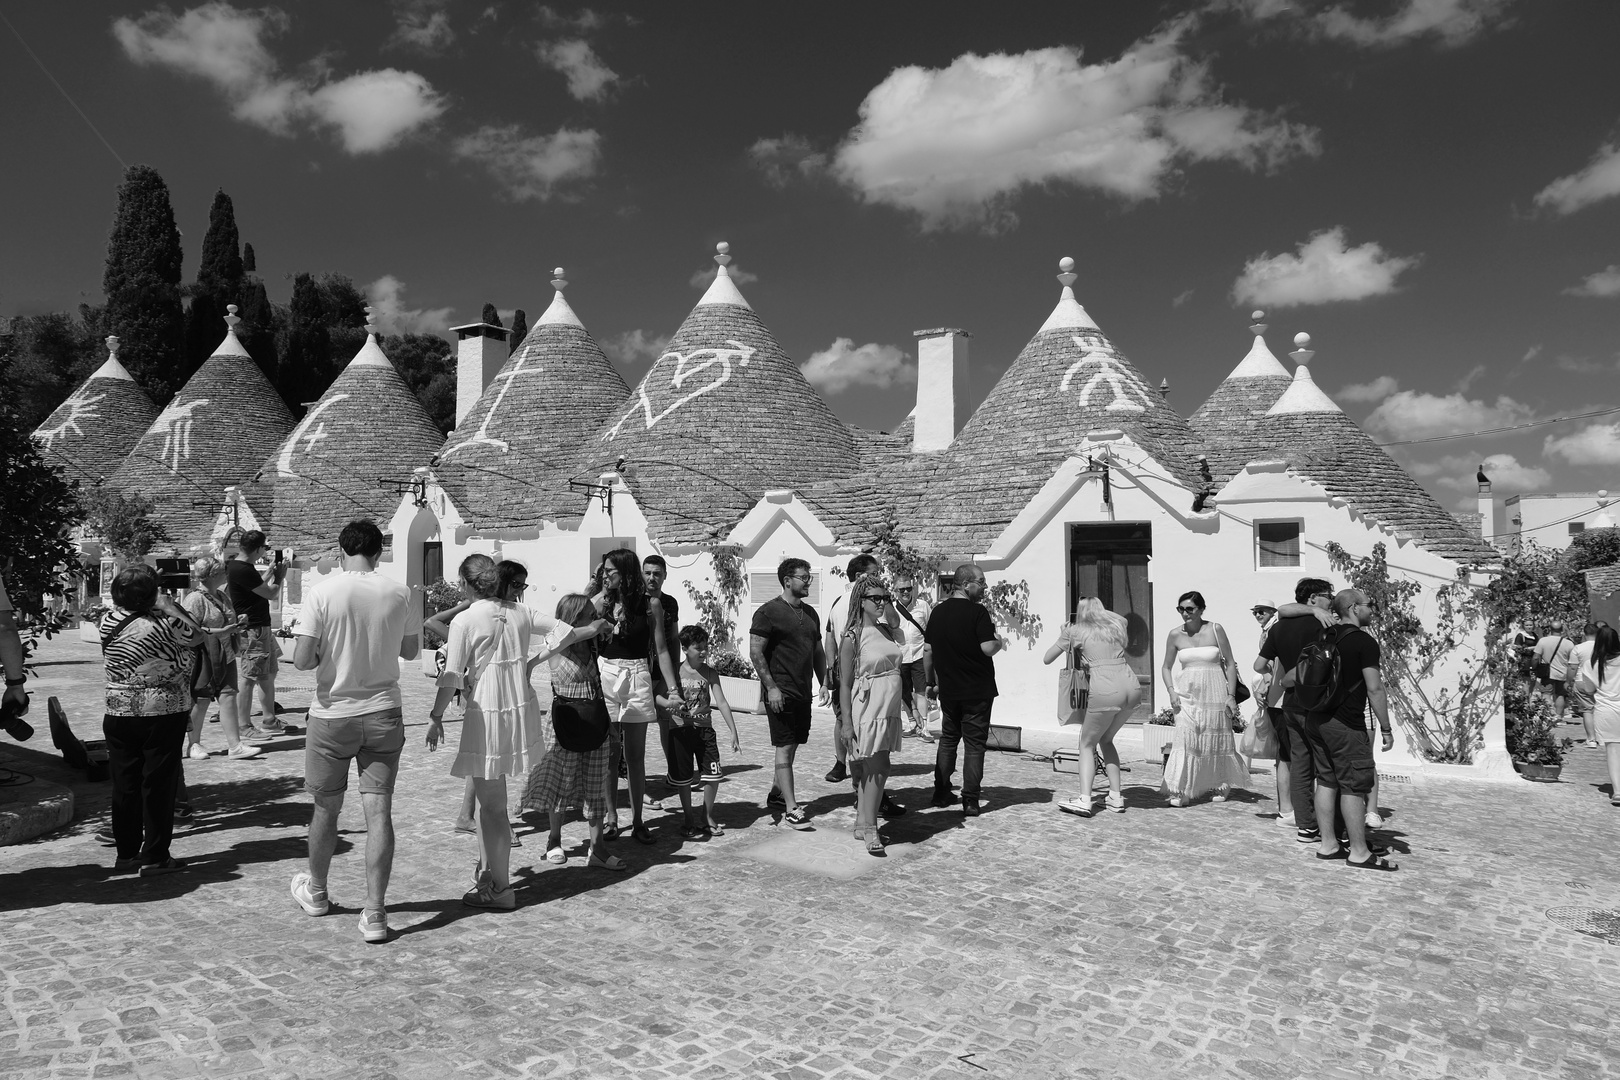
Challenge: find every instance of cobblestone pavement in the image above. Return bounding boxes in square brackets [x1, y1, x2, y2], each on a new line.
[3, 633, 1619, 1080]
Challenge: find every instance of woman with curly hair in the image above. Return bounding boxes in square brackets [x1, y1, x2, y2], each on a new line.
[1044, 597, 1142, 816]
[590, 548, 680, 845]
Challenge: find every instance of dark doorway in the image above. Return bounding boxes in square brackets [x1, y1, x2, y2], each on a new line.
[1069, 523, 1153, 716]
[421, 541, 443, 621]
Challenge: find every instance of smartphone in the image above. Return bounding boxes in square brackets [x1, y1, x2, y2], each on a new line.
[274, 549, 284, 566]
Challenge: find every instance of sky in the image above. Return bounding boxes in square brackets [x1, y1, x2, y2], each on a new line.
[3, 0, 1619, 523]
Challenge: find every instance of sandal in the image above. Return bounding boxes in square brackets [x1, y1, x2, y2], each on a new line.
[1315, 848, 1348, 860]
[601, 821, 621, 841]
[632, 823, 655, 845]
[545, 845, 566, 864]
[707, 822, 726, 836]
[588, 851, 627, 871]
[865, 830, 885, 855]
[1346, 854, 1398, 871]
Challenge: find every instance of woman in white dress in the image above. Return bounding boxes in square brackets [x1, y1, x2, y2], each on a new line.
[1575, 624, 1620, 806]
[1043, 598, 1142, 817]
[427, 555, 545, 910]
[836, 574, 904, 854]
[1159, 590, 1248, 806]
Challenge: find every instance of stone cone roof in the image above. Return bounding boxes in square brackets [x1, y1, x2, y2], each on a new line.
[1254, 362, 1498, 564]
[1189, 318, 1294, 485]
[109, 318, 295, 552]
[32, 339, 159, 486]
[591, 252, 858, 543]
[434, 279, 631, 530]
[250, 332, 444, 559]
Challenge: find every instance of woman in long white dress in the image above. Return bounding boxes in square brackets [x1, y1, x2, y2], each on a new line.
[1159, 590, 1249, 806]
[427, 555, 545, 910]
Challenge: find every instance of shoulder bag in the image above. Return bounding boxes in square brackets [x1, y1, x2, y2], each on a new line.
[1533, 636, 1565, 682]
[1057, 632, 1090, 725]
[1214, 625, 1251, 707]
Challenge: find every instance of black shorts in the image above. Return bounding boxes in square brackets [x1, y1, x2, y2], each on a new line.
[669, 725, 721, 785]
[1300, 713, 1375, 796]
[898, 661, 927, 710]
[1266, 707, 1291, 763]
[766, 698, 813, 747]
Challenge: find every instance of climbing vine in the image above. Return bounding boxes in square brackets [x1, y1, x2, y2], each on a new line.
[685, 544, 754, 677]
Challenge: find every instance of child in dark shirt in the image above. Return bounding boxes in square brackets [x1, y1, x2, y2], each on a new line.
[655, 626, 740, 837]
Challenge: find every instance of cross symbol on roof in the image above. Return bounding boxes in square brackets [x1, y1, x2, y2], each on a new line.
[441, 356, 545, 458]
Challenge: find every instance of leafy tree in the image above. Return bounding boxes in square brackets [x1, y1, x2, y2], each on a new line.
[0, 397, 83, 625]
[236, 277, 280, 383]
[1565, 528, 1620, 575]
[102, 165, 185, 402]
[79, 485, 169, 564]
[481, 302, 502, 328]
[242, 242, 256, 273]
[4, 311, 104, 431]
[509, 308, 528, 354]
[381, 332, 457, 432]
[277, 273, 333, 414]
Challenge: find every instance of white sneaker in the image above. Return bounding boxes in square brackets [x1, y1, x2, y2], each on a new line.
[1275, 811, 1296, 828]
[225, 744, 261, 759]
[188, 743, 209, 760]
[1364, 811, 1382, 829]
[359, 909, 389, 943]
[290, 872, 330, 916]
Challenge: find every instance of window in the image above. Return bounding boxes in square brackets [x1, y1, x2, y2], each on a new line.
[1570, 522, 1587, 535]
[749, 571, 820, 606]
[1256, 521, 1301, 568]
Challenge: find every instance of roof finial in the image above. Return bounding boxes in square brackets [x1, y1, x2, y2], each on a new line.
[1057, 256, 1077, 289]
[1250, 310, 1268, 336]
[106, 334, 120, 359]
[714, 241, 731, 268]
[1290, 331, 1314, 367]
[551, 267, 568, 291]
[1158, 377, 1169, 400]
[364, 305, 377, 337]
[224, 304, 241, 331]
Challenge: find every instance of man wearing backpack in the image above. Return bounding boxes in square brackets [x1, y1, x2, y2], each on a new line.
[1300, 590, 1396, 871]
[1256, 577, 1337, 844]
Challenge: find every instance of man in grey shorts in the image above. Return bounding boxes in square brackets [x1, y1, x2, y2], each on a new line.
[290, 521, 419, 943]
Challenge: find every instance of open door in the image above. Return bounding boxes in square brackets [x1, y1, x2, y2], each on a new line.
[1069, 523, 1153, 717]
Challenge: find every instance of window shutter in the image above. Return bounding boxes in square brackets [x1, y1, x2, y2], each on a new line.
[1257, 522, 1301, 567]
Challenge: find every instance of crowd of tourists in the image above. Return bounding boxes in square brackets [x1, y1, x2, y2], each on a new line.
[8, 516, 1620, 939]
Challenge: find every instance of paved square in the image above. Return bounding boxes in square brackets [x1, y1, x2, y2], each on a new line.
[3, 633, 1619, 1079]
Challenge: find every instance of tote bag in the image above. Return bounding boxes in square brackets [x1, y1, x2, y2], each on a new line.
[1057, 642, 1090, 726]
[1237, 705, 1279, 760]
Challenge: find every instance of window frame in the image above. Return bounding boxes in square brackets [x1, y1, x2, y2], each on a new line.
[1254, 518, 1303, 570]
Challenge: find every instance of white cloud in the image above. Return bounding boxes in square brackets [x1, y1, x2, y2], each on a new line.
[1363, 390, 1533, 441]
[307, 70, 447, 153]
[1338, 375, 1400, 403]
[113, 3, 443, 153]
[602, 329, 670, 365]
[537, 6, 607, 31]
[1521, 344, 1543, 363]
[748, 134, 830, 188]
[1171, 288, 1195, 307]
[800, 339, 916, 396]
[827, 31, 1318, 231]
[453, 124, 601, 201]
[536, 39, 619, 101]
[1226, 0, 1516, 48]
[386, 3, 454, 53]
[1232, 227, 1419, 307]
[1433, 452, 1550, 492]
[1565, 265, 1620, 299]
[688, 264, 760, 289]
[1534, 144, 1620, 216]
[366, 275, 454, 336]
[1546, 423, 1620, 467]
[1456, 364, 1487, 393]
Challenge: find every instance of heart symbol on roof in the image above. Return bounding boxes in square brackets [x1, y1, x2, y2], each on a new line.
[606, 339, 757, 438]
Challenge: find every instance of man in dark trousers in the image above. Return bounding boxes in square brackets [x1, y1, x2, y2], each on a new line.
[1256, 576, 1336, 845]
[923, 563, 1005, 817]
[227, 529, 289, 738]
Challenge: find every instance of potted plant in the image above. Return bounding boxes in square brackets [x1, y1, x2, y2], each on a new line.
[1144, 706, 1177, 767]
[710, 650, 761, 713]
[1504, 681, 1572, 780]
[78, 603, 109, 643]
[420, 580, 462, 678]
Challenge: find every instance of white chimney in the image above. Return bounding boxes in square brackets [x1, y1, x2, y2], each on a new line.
[1476, 465, 1493, 543]
[911, 328, 969, 454]
[450, 320, 510, 429]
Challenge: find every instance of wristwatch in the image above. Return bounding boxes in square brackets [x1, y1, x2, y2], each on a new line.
[4, 676, 25, 687]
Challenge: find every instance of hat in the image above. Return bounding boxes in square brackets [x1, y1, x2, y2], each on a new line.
[1252, 599, 1278, 612]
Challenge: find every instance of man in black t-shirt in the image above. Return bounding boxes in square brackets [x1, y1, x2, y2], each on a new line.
[1300, 590, 1396, 871]
[1256, 576, 1335, 842]
[922, 564, 1005, 817]
[749, 558, 825, 830]
[227, 530, 289, 738]
[644, 554, 682, 804]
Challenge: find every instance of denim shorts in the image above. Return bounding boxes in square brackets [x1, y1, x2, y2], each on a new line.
[304, 708, 405, 796]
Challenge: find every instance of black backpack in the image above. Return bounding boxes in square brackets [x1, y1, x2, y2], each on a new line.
[1292, 625, 1361, 713]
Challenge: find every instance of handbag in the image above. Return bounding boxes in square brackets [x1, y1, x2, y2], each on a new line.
[190, 642, 215, 697]
[1533, 636, 1564, 682]
[1056, 641, 1090, 725]
[552, 694, 610, 753]
[1215, 630, 1251, 705]
[1237, 706, 1280, 759]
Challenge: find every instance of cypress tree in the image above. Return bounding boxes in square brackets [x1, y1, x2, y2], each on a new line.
[196, 189, 244, 299]
[242, 242, 256, 272]
[481, 302, 502, 328]
[277, 273, 331, 414]
[237, 278, 280, 384]
[102, 165, 185, 402]
[508, 308, 528, 354]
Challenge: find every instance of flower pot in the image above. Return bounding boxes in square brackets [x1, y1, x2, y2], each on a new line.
[719, 675, 761, 714]
[421, 646, 445, 680]
[1513, 760, 1562, 782]
[78, 621, 101, 644]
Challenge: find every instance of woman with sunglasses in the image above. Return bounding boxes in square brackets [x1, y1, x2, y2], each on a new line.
[1159, 591, 1249, 807]
[836, 574, 906, 854]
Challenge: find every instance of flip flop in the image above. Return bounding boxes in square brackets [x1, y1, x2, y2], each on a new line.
[545, 846, 566, 864]
[588, 852, 627, 871]
[1346, 854, 1398, 871]
[600, 822, 621, 841]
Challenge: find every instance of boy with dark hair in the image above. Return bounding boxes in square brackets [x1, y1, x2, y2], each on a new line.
[656, 625, 740, 836]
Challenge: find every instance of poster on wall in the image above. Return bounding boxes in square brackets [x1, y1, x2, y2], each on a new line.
[99, 560, 115, 600]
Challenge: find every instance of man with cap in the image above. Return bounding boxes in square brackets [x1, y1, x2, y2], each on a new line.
[1249, 598, 1293, 826]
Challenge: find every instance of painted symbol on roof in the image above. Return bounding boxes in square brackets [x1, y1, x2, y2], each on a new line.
[277, 394, 348, 478]
[152, 398, 210, 472]
[604, 339, 757, 439]
[34, 390, 106, 449]
[1059, 336, 1148, 413]
[439, 355, 545, 459]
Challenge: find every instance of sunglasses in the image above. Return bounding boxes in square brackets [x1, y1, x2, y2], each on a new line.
[866, 595, 893, 603]
[1176, 605, 1200, 614]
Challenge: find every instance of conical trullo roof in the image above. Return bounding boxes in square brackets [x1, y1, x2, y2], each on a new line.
[591, 242, 858, 542]
[32, 335, 160, 485]
[251, 314, 444, 559]
[109, 307, 296, 551]
[435, 269, 631, 529]
[1189, 311, 1294, 484]
[1255, 335, 1497, 563]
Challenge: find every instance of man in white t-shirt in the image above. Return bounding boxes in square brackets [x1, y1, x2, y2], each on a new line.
[1568, 622, 1599, 748]
[1533, 621, 1577, 720]
[289, 520, 420, 943]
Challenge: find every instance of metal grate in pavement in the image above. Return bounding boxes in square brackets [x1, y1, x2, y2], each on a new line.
[1545, 907, 1620, 944]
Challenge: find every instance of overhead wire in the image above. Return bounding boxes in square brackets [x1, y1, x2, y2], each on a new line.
[1373, 404, 1620, 447]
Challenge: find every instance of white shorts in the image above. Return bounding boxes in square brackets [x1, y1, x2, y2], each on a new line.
[598, 657, 655, 725]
